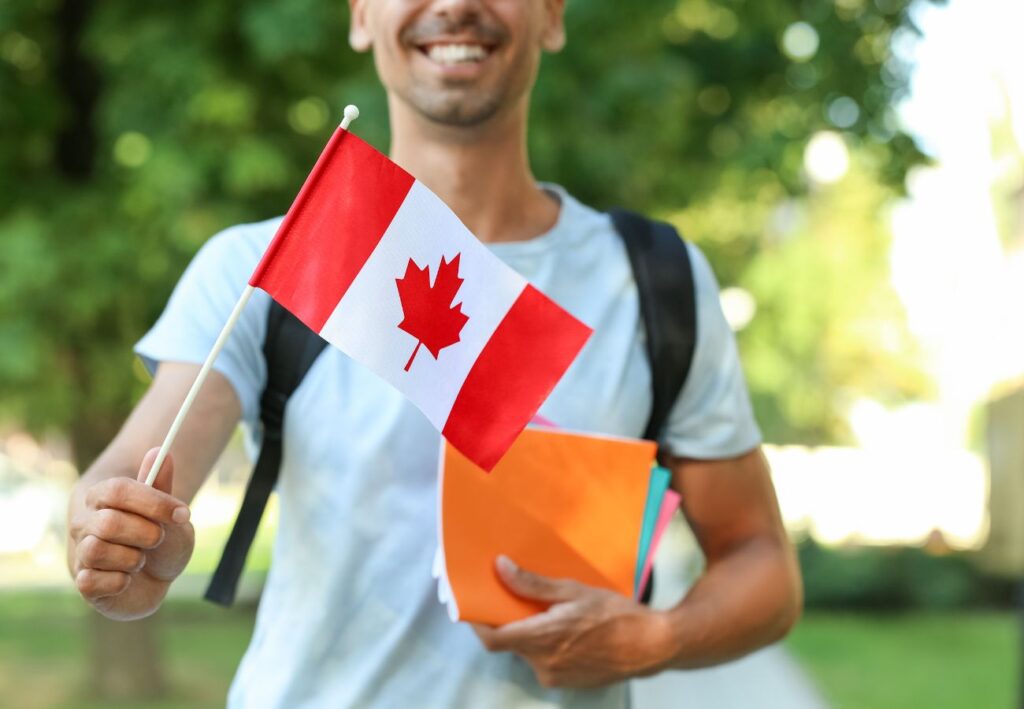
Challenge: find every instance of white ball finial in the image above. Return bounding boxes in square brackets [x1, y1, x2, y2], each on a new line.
[341, 104, 360, 130]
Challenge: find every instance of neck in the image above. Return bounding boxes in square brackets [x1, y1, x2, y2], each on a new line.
[387, 96, 559, 244]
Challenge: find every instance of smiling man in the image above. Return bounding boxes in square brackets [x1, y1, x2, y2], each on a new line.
[65, 1, 801, 707]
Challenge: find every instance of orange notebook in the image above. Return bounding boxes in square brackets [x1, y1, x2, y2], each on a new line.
[434, 427, 657, 626]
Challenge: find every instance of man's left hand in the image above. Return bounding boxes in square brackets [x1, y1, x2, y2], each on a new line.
[472, 556, 675, 689]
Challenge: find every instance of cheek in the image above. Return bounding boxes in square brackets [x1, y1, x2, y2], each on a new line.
[502, 38, 542, 96]
[494, 6, 544, 73]
[370, 30, 412, 90]
[365, 3, 415, 80]
[493, 0, 545, 42]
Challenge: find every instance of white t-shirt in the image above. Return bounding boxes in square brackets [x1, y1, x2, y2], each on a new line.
[136, 186, 761, 709]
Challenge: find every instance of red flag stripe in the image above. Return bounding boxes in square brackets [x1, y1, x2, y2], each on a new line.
[442, 285, 592, 471]
[249, 129, 415, 331]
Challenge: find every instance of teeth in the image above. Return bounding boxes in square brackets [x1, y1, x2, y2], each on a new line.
[427, 43, 488, 65]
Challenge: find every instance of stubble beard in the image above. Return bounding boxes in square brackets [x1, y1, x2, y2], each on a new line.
[400, 84, 506, 128]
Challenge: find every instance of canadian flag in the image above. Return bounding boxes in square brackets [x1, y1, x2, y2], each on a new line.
[249, 127, 592, 471]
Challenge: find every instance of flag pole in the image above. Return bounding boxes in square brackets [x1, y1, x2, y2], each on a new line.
[143, 284, 255, 485]
[143, 105, 360, 486]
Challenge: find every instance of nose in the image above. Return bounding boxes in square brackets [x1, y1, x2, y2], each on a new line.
[428, 0, 485, 22]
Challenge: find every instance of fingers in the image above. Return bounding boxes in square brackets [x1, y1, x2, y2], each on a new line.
[84, 508, 165, 549]
[85, 473, 189, 527]
[136, 447, 176, 497]
[472, 623, 501, 650]
[473, 617, 549, 652]
[77, 535, 146, 573]
[496, 556, 582, 603]
[474, 620, 561, 685]
[75, 569, 132, 601]
[473, 612, 554, 653]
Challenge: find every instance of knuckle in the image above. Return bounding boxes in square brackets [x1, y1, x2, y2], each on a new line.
[68, 512, 87, 539]
[76, 570, 97, 596]
[94, 509, 122, 539]
[127, 548, 146, 573]
[514, 572, 537, 589]
[115, 573, 131, 593]
[78, 535, 103, 565]
[130, 549, 146, 573]
[106, 477, 133, 505]
[140, 522, 164, 549]
[564, 580, 584, 595]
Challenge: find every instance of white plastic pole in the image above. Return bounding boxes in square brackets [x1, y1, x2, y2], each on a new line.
[144, 285, 255, 486]
[143, 104, 360, 486]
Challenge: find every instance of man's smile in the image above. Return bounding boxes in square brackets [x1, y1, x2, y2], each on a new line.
[419, 41, 494, 66]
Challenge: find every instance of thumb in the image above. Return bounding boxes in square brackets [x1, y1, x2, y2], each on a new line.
[495, 555, 583, 604]
[137, 447, 175, 495]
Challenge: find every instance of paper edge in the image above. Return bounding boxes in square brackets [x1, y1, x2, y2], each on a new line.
[434, 440, 460, 622]
[636, 489, 681, 600]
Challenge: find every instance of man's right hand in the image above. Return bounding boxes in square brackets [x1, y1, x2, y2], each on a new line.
[68, 447, 195, 621]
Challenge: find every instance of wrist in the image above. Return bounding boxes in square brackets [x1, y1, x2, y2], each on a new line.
[634, 608, 685, 676]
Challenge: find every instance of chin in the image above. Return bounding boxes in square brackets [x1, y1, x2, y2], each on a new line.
[408, 90, 505, 128]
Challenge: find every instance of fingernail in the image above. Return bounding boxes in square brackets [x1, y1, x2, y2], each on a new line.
[172, 507, 190, 525]
[497, 555, 516, 574]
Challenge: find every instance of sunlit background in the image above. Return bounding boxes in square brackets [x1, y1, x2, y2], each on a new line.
[1, 0, 1021, 707]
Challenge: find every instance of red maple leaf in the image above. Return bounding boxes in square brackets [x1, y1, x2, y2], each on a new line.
[395, 253, 470, 372]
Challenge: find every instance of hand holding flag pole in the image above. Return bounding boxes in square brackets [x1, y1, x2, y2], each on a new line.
[142, 105, 361, 486]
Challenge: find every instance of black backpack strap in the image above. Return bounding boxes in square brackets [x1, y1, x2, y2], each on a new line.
[608, 209, 697, 448]
[609, 209, 697, 606]
[204, 301, 328, 606]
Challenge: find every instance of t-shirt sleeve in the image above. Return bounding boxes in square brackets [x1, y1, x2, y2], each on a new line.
[660, 243, 762, 459]
[134, 224, 272, 428]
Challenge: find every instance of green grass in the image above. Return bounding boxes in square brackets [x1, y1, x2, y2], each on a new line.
[0, 591, 254, 708]
[0, 591, 1017, 708]
[787, 611, 1019, 709]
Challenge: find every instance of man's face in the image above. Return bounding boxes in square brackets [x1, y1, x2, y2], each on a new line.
[350, 0, 565, 127]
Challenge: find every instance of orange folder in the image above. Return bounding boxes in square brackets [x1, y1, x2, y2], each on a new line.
[436, 427, 657, 626]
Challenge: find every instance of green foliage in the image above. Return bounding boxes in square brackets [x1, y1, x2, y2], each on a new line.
[0, 0, 940, 460]
[798, 539, 1015, 610]
[736, 167, 933, 442]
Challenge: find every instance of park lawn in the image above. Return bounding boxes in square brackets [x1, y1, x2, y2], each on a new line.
[0, 590, 254, 709]
[788, 611, 1018, 709]
[0, 591, 1015, 708]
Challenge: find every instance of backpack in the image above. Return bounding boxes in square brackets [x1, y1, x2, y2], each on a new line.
[204, 209, 697, 607]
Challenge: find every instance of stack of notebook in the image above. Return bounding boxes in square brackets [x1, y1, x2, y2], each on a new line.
[433, 426, 680, 625]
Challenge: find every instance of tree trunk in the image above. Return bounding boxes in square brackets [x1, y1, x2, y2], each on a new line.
[86, 612, 167, 701]
[71, 416, 168, 700]
[53, 0, 169, 698]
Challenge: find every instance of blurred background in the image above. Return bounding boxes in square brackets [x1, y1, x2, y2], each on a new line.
[1, 0, 1021, 706]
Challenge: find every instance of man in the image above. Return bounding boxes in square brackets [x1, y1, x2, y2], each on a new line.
[66, 0, 802, 706]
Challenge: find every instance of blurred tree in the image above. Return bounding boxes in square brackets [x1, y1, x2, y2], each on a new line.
[0, 0, 940, 699]
[529, 0, 940, 442]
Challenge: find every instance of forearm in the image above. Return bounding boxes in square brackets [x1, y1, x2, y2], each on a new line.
[656, 534, 802, 669]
